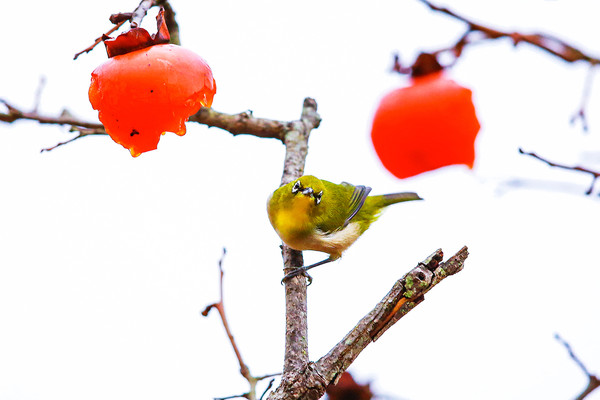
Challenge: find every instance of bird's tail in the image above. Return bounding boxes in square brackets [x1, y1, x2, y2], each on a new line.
[379, 192, 422, 207]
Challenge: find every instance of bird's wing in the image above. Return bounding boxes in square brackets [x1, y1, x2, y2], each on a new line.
[341, 183, 372, 228]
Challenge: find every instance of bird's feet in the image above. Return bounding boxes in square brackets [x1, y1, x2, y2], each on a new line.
[281, 267, 313, 285]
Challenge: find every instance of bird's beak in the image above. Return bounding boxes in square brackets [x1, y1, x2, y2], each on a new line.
[301, 187, 314, 196]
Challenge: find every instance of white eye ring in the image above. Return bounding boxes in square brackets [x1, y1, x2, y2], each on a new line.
[292, 181, 302, 194]
[314, 191, 323, 205]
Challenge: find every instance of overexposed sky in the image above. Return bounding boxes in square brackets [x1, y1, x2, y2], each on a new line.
[1, 1, 599, 399]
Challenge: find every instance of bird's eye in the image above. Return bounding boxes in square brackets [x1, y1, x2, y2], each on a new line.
[314, 191, 323, 205]
[292, 181, 302, 194]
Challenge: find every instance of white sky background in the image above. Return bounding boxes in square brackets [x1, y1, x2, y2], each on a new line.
[1, 0, 599, 399]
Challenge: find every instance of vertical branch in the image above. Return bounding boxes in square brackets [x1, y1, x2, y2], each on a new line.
[279, 98, 321, 379]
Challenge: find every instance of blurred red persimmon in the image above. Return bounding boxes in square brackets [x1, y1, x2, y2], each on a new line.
[370, 69, 480, 178]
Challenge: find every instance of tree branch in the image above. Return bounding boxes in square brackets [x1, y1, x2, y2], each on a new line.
[190, 108, 288, 140]
[202, 248, 280, 400]
[1, 98, 297, 151]
[418, 0, 600, 65]
[555, 334, 600, 400]
[130, 0, 156, 28]
[200, 99, 322, 400]
[0, 99, 103, 129]
[279, 98, 321, 380]
[40, 127, 106, 153]
[518, 148, 600, 195]
[267, 247, 468, 400]
[570, 66, 597, 132]
[73, 19, 129, 60]
[0, 99, 107, 148]
[403, 0, 599, 130]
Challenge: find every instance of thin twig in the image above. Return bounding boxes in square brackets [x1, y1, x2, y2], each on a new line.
[73, 20, 128, 60]
[555, 334, 600, 400]
[0, 99, 105, 130]
[32, 76, 46, 114]
[40, 128, 106, 153]
[259, 379, 276, 400]
[214, 394, 248, 400]
[418, 0, 600, 65]
[571, 66, 597, 132]
[73, 0, 164, 60]
[412, 0, 599, 131]
[202, 249, 251, 380]
[202, 248, 279, 400]
[519, 148, 600, 195]
[555, 334, 592, 376]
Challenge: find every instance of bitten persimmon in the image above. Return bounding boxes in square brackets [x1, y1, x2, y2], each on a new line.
[88, 10, 216, 157]
[370, 70, 480, 179]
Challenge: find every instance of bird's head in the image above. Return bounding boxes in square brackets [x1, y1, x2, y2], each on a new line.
[267, 176, 325, 237]
[267, 175, 325, 225]
[289, 175, 324, 206]
[268, 175, 325, 216]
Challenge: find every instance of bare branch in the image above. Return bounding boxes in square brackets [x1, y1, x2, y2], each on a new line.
[571, 66, 597, 132]
[555, 334, 592, 377]
[202, 249, 251, 381]
[190, 108, 287, 140]
[279, 98, 321, 382]
[40, 127, 106, 153]
[0, 99, 104, 130]
[267, 247, 469, 400]
[0, 92, 304, 151]
[73, 20, 128, 60]
[418, 0, 600, 65]
[130, 0, 156, 28]
[260, 379, 276, 400]
[32, 76, 46, 114]
[518, 148, 600, 195]
[555, 334, 600, 400]
[202, 248, 280, 400]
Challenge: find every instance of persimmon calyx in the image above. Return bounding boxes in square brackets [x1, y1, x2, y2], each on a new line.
[103, 8, 170, 58]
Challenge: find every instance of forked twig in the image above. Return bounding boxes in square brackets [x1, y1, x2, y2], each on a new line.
[411, 0, 600, 130]
[73, 20, 128, 60]
[202, 248, 280, 400]
[555, 334, 600, 400]
[519, 148, 600, 195]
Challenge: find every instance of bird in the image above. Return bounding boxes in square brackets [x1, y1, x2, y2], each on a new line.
[267, 175, 422, 282]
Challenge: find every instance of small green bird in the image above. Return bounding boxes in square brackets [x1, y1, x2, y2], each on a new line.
[267, 175, 422, 282]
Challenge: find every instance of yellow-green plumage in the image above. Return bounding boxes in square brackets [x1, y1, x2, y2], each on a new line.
[267, 175, 421, 264]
